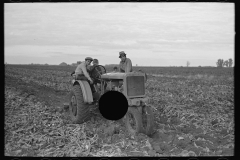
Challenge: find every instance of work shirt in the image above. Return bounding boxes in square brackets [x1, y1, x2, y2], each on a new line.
[75, 61, 91, 80]
[119, 58, 132, 73]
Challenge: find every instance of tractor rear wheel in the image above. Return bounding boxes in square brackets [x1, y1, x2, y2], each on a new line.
[142, 105, 154, 136]
[69, 84, 91, 124]
[125, 107, 143, 136]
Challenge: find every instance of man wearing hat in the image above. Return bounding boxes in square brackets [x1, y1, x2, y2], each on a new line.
[119, 51, 132, 73]
[87, 59, 99, 72]
[72, 57, 94, 89]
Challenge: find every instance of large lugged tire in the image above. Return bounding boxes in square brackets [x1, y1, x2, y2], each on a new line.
[142, 105, 154, 136]
[125, 107, 143, 136]
[69, 84, 91, 124]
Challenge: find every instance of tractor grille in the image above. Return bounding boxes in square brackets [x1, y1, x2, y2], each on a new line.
[126, 76, 145, 97]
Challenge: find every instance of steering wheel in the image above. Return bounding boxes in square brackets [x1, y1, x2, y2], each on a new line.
[90, 65, 106, 80]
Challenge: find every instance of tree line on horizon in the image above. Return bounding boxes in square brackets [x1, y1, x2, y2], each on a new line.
[216, 58, 233, 68]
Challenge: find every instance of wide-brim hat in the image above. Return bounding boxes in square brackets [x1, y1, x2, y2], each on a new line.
[119, 51, 126, 58]
[85, 57, 93, 61]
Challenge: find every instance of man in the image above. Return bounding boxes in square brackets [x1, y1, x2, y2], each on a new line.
[88, 59, 102, 83]
[87, 59, 99, 72]
[71, 57, 95, 92]
[118, 51, 132, 73]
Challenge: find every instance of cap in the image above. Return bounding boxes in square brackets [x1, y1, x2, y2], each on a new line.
[85, 57, 93, 61]
[93, 59, 99, 64]
[119, 51, 126, 58]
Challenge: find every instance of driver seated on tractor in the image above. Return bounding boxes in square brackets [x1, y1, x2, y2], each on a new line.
[87, 59, 99, 72]
[71, 57, 95, 93]
[118, 51, 133, 73]
[87, 59, 102, 84]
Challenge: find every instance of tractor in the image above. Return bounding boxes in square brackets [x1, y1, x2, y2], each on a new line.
[68, 65, 154, 136]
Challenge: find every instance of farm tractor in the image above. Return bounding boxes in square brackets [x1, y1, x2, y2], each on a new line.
[68, 65, 154, 136]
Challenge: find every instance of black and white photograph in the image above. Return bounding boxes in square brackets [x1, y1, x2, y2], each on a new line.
[5, 2, 234, 157]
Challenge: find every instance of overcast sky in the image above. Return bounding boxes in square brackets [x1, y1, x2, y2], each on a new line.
[4, 3, 234, 66]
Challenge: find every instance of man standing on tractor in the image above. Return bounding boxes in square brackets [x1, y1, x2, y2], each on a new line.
[119, 51, 133, 73]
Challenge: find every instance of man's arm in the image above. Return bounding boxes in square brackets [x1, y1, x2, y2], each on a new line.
[82, 65, 92, 80]
[126, 59, 132, 73]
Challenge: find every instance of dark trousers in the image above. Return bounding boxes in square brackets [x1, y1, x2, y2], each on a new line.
[76, 74, 95, 93]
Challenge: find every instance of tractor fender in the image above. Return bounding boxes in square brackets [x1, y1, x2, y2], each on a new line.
[73, 80, 93, 104]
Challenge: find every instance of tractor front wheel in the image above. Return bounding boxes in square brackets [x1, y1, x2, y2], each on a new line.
[142, 105, 154, 136]
[125, 107, 143, 136]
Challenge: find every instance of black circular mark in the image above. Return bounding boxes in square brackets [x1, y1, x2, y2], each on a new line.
[99, 91, 128, 121]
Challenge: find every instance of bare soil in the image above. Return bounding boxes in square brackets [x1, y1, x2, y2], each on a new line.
[5, 75, 70, 112]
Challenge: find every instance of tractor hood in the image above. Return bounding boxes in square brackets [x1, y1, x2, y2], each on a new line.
[101, 72, 145, 80]
[101, 72, 126, 79]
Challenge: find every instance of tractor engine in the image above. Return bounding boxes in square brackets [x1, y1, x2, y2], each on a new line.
[101, 72, 146, 98]
[105, 80, 124, 93]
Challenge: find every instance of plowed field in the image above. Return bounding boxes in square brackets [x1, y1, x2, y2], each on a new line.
[5, 65, 234, 157]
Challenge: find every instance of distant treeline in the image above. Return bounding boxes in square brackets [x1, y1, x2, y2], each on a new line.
[5, 64, 234, 78]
